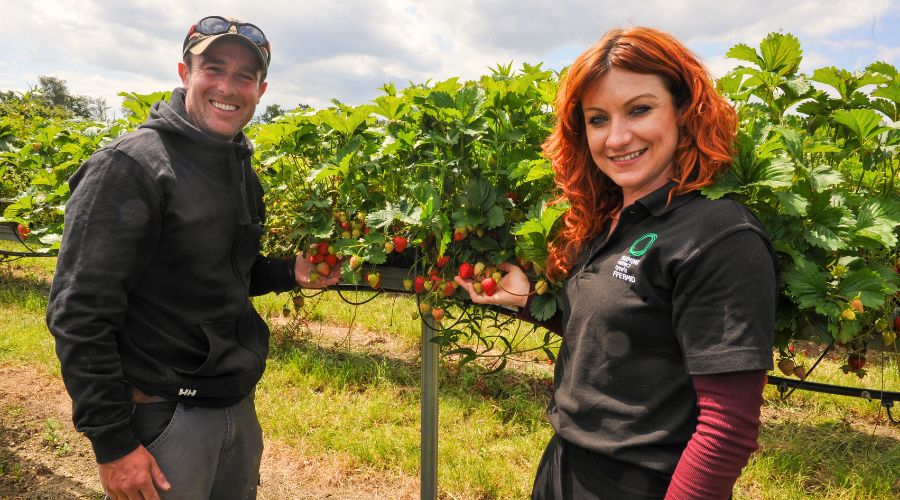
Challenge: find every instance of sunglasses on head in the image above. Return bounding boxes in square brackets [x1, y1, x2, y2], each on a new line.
[185, 16, 269, 49]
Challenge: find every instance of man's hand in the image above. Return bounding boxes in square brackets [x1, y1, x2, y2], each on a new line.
[99, 445, 170, 500]
[294, 253, 342, 288]
[454, 262, 530, 308]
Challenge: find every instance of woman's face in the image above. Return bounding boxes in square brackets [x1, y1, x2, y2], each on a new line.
[581, 67, 680, 207]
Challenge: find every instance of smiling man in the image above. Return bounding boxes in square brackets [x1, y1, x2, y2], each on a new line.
[47, 16, 339, 500]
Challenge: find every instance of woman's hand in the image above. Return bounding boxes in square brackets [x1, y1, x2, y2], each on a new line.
[454, 262, 530, 308]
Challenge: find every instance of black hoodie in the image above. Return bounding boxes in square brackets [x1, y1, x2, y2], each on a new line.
[46, 88, 297, 463]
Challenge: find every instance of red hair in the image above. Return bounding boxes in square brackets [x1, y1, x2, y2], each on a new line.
[544, 27, 737, 281]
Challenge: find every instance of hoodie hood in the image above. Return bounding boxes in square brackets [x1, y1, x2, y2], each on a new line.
[140, 87, 254, 156]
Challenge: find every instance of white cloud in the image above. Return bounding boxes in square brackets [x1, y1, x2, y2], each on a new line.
[1, 0, 896, 113]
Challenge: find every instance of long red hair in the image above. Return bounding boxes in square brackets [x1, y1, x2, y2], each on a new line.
[544, 27, 737, 281]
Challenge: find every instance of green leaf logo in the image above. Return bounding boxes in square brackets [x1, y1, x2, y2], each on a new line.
[629, 233, 657, 257]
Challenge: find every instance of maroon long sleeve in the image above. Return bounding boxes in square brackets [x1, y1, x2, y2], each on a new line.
[666, 370, 767, 499]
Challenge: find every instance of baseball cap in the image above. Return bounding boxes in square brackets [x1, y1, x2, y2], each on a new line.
[182, 16, 271, 79]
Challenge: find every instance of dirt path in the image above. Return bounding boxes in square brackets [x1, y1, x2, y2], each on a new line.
[0, 362, 422, 500]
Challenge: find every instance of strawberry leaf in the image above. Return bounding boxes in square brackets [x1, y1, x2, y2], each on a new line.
[530, 293, 557, 322]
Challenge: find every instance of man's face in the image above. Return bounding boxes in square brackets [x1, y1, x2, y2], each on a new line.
[178, 38, 267, 141]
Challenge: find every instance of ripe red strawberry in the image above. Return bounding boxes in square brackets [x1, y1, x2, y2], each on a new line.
[393, 236, 408, 253]
[431, 308, 444, 322]
[458, 262, 474, 280]
[316, 262, 331, 276]
[317, 241, 330, 256]
[312, 254, 325, 264]
[436, 256, 451, 268]
[443, 281, 456, 298]
[414, 276, 426, 294]
[481, 277, 497, 296]
[367, 272, 381, 289]
[847, 354, 865, 371]
[518, 258, 532, 271]
[17, 224, 30, 240]
[325, 254, 339, 267]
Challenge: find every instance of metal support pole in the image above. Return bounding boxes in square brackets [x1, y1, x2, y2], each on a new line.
[420, 315, 439, 500]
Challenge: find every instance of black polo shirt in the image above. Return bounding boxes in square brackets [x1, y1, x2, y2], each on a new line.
[549, 182, 777, 474]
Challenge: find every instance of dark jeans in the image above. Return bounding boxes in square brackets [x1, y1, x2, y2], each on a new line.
[128, 393, 263, 499]
[531, 434, 672, 500]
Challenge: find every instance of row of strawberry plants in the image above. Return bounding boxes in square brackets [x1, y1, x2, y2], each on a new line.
[1, 34, 898, 372]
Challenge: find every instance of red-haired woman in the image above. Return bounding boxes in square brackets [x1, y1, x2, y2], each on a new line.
[457, 27, 778, 499]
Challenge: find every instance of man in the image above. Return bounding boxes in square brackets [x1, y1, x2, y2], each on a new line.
[46, 16, 338, 499]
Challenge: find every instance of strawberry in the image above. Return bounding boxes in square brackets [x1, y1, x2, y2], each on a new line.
[847, 353, 865, 371]
[535, 280, 549, 296]
[325, 254, 339, 267]
[473, 262, 486, 277]
[349, 255, 362, 270]
[312, 254, 325, 264]
[317, 241, 330, 256]
[308, 272, 319, 284]
[393, 236, 408, 253]
[16, 224, 30, 240]
[849, 298, 864, 314]
[518, 258, 532, 271]
[458, 262, 474, 280]
[414, 276, 426, 294]
[841, 308, 856, 321]
[777, 358, 795, 376]
[356, 212, 367, 222]
[473, 282, 483, 294]
[292, 295, 305, 310]
[443, 280, 457, 298]
[384, 240, 395, 254]
[453, 226, 468, 241]
[403, 279, 413, 291]
[316, 262, 331, 276]
[491, 271, 502, 283]
[431, 308, 444, 322]
[419, 302, 431, 315]
[436, 256, 451, 268]
[792, 365, 807, 379]
[481, 277, 498, 296]
[351, 229, 361, 239]
[367, 272, 381, 289]
[340, 222, 350, 230]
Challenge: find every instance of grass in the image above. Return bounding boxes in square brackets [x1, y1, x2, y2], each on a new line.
[1, 247, 898, 498]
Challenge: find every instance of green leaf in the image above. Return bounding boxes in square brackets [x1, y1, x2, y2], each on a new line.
[836, 267, 893, 308]
[485, 205, 505, 228]
[832, 109, 890, 144]
[726, 44, 761, 66]
[783, 258, 829, 310]
[776, 192, 809, 217]
[804, 198, 848, 252]
[758, 32, 803, 75]
[529, 293, 558, 322]
[852, 198, 900, 248]
[872, 83, 900, 104]
[804, 164, 843, 193]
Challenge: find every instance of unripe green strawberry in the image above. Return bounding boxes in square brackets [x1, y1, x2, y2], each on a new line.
[841, 308, 856, 321]
[403, 279, 413, 291]
[356, 212, 366, 222]
[419, 302, 431, 315]
[349, 255, 362, 270]
[491, 271, 502, 283]
[411, 310, 420, 320]
[535, 280, 549, 296]
[882, 330, 896, 346]
[473, 262, 486, 277]
[308, 272, 319, 284]
[481, 277, 498, 296]
[473, 282, 483, 294]
[367, 272, 381, 289]
[351, 229, 361, 238]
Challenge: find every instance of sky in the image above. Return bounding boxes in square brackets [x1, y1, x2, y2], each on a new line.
[1, 0, 898, 118]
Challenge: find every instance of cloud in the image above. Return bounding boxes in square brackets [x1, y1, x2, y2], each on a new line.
[1, 0, 896, 112]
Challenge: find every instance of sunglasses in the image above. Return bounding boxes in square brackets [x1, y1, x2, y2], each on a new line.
[185, 16, 269, 52]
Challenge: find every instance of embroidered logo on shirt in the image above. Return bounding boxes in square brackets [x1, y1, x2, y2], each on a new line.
[628, 233, 657, 257]
[613, 255, 639, 283]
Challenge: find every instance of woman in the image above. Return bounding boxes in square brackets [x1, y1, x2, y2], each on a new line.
[456, 27, 778, 499]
